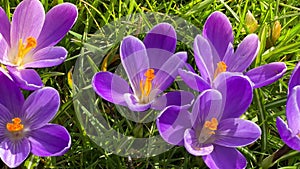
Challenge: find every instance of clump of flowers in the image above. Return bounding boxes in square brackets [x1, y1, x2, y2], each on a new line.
[0, 72, 71, 168]
[0, 0, 78, 90]
[92, 23, 193, 112]
[179, 11, 286, 92]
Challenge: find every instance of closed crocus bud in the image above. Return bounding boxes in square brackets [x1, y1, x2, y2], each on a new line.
[272, 20, 281, 44]
[245, 10, 258, 33]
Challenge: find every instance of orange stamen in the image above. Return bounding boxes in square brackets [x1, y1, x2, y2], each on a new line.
[204, 118, 218, 135]
[213, 61, 227, 79]
[6, 117, 24, 132]
[140, 69, 155, 97]
[16, 37, 37, 66]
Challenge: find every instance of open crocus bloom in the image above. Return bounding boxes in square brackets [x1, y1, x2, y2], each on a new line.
[0, 0, 78, 90]
[157, 73, 261, 169]
[92, 23, 194, 112]
[179, 11, 286, 92]
[0, 72, 70, 168]
[277, 62, 300, 151]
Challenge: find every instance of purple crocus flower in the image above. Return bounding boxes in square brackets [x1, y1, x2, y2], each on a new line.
[157, 73, 261, 169]
[0, 72, 71, 168]
[179, 11, 286, 92]
[276, 62, 300, 151]
[92, 23, 193, 112]
[0, 0, 78, 90]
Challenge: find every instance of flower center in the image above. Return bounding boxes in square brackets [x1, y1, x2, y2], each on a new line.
[213, 61, 227, 79]
[14, 37, 37, 66]
[139, 69, 155, 103]
[6, 117, 24, 132]
[198, 117, 219, 143]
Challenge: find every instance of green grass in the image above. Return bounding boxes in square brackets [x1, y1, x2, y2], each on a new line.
[1, 0, 300, 168]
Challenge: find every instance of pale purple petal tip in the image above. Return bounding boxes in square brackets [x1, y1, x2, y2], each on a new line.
[124, 93, 151, 112]
[276, 117, 300, 151]
[178, 69, 211, 92]
[288, 62, 300, 93]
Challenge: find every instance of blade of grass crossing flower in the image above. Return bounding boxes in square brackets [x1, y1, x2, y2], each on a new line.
[255, 24, 268, 66]
[254, 89, 268, 162]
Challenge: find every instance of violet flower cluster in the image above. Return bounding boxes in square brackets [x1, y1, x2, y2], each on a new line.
[91, 11, 289, 169]
[0, 0, 77, 168]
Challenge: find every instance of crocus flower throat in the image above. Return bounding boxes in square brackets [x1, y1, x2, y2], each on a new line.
[139, 68, 155, 103]
[213, 61, 227, 79]
[14, 37, 37, 66]
[198, 117, 219, 143]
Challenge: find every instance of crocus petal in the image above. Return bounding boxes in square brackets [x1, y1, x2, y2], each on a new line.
[184, 129, 214, 156]
[214, 118, 261, 147]
[153, 52, 187, 92]
[10, 0, 45, 47]
[0, 104, 13, 141]
[124, 93, 151, 112]
[157, 106, 192, 145]
[225, 34, 260, 72]
[191, 89, 223, 127]
[7, 67, 43, 90]
[120, 35, 149, 93]
[245, 62, 287, 88]
[276, 117, 300, 151]
[0, 138, 30, 168]
[92, 71, 132, 106]
[286, 86, 300, 134]
[178, 69, 211, 92]
[143, 23, 176, 53]
[202, 11, 234, 60]
[0, 7, 10, 44]
[36, 3, 78, 50]
[23, 46, 67, 68]
[193, 35, 215, 83]
[214, 72, 253, 119]
[0, 71, 24, 116]
[152, 91, 194, 110]
[288, 62, 300, 93]
[29, 124, 71, 156]
[203, 145, 247, 169]
[22, 87, 60, 130]
[0, 34, 9, 65]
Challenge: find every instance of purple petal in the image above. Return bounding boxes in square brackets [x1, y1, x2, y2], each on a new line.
[214, 118, 261, 147]
[35, 3, 78, 50]
[23, 46, 67, 68]
[0, 34, 9, 65]
[143, 23, 176, 53]
[120, 36, 149, 93]
[0, 138, 30, 168]
[152, 52, 187, 92]
[28, 124, 71, 156]
[225, 34, 260, 72]
[286, 86, 300, 134]
[178, 69, 211, 92]
[276, 117, 300, 151]
[10, 0, 45, 47]
[22, 87, 60, 130]
[152, 91, 194, 110]
[7, 67, 43, 90]
[184, 129, 214, 156]
[203, 145, 247, 169]
[0, 71, 24, 116]
[203, 11, 234, 60]
[288, 62, 300, 93]
[193, 35, 215, 83]
[124, 93, 151, 112]
[0, 103, 13, 141]
[191, 89, 223, 127]
[214, 72, 253, 119]
[92, 71, 132, 106]
[0, 7, 10, 44]
[246, 62, 287, 88]
[157, 106, 192, 145]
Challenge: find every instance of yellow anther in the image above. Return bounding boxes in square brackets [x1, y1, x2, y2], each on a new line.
[204, 117, 218, 134]
[213, 61, 227, 79]
[15, 37, 37, 66]
[140, 69, 155, 97]
[6, 117, 24, 132]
